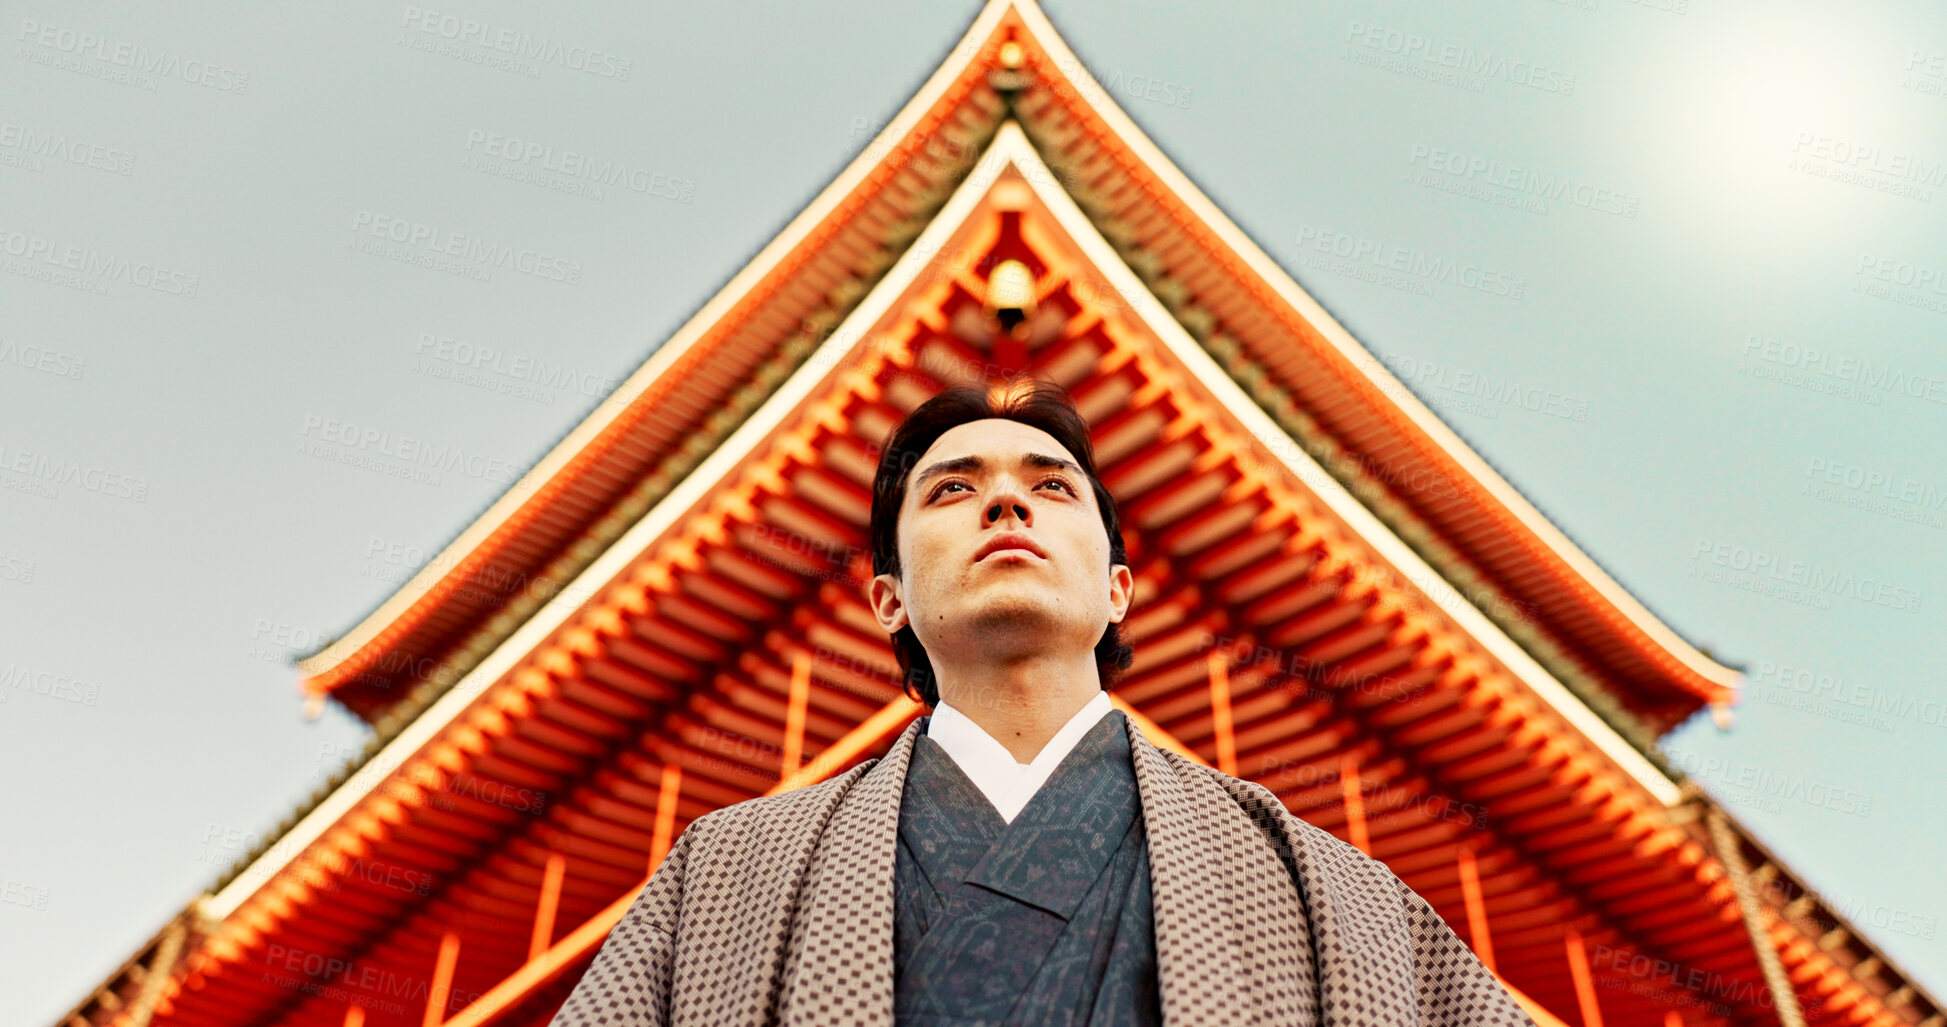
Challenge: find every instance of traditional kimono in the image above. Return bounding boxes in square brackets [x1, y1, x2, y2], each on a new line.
[893, 706, 1158, 1024]
[552, 708, 1534, 1027]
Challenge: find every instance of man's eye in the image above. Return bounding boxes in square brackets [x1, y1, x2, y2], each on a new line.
[928, 478, 1075, 500]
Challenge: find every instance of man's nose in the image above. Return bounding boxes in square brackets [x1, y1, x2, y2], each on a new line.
[984, 483, 1031, 526]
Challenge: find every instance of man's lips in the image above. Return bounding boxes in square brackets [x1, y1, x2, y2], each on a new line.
[974, 532, 1048, 562]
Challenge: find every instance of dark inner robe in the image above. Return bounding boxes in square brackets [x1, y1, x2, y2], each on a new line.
[892, 708, 1162, 1027]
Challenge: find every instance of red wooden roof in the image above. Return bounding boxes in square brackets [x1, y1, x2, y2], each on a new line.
[294, 0, 1735, 748]
[62, 5, 1939, 1027]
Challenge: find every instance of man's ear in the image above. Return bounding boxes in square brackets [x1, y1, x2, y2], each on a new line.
[1106, 562, 1134, 623]
[868, 572, 910, 634]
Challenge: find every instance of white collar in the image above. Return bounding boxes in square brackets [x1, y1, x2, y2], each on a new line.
[924, 690, 1116, 824]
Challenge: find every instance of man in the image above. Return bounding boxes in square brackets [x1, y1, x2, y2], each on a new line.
[554, 379, 1532, 1026]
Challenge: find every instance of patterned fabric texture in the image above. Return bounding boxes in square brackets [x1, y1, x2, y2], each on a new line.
[551, 708, 1536, 1027]
[893, 711, 1160, 1025]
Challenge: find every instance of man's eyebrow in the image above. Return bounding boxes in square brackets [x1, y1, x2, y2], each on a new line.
[914, 454, 984, 490]
[1021, 452, 1085, 478]
[912, 452, 1084, 491]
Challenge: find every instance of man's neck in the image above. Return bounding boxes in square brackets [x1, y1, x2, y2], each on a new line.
[933, 655, 1103, 764]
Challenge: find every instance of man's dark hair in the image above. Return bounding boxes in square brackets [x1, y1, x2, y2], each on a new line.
[869, 377, 1134, 708]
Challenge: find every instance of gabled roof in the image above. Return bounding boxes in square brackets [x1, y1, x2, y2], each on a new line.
[174, 125, 1734, 1027]
[61, 5, 1939, 1024]
[295, 0, 1738, 748]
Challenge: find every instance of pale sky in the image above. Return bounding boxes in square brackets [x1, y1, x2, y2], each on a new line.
[2, 0, 1943, 1022]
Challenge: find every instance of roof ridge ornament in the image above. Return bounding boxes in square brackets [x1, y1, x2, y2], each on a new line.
[988, 36, 1031, 94]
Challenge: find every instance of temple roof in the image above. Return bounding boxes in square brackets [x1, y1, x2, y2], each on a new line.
[61, 3, 1942, 1027]
[294, 0, 1737, 751]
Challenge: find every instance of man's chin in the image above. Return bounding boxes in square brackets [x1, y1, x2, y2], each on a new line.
[956, 591, 1073, 636]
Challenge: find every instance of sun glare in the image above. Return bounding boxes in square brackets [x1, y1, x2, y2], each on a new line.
[1645, 16, 1920, 249]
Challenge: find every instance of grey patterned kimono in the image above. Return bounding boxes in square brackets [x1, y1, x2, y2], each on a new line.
[893, 710, 1159, 1025]
[552, 707, 1535, 1027]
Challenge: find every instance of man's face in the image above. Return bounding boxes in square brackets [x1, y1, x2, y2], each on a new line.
[870, 418, 1133, 679]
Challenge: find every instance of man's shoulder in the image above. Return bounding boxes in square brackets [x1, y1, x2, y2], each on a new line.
[686, 758, 879, 841]
[1169, 754, 1403, 882]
